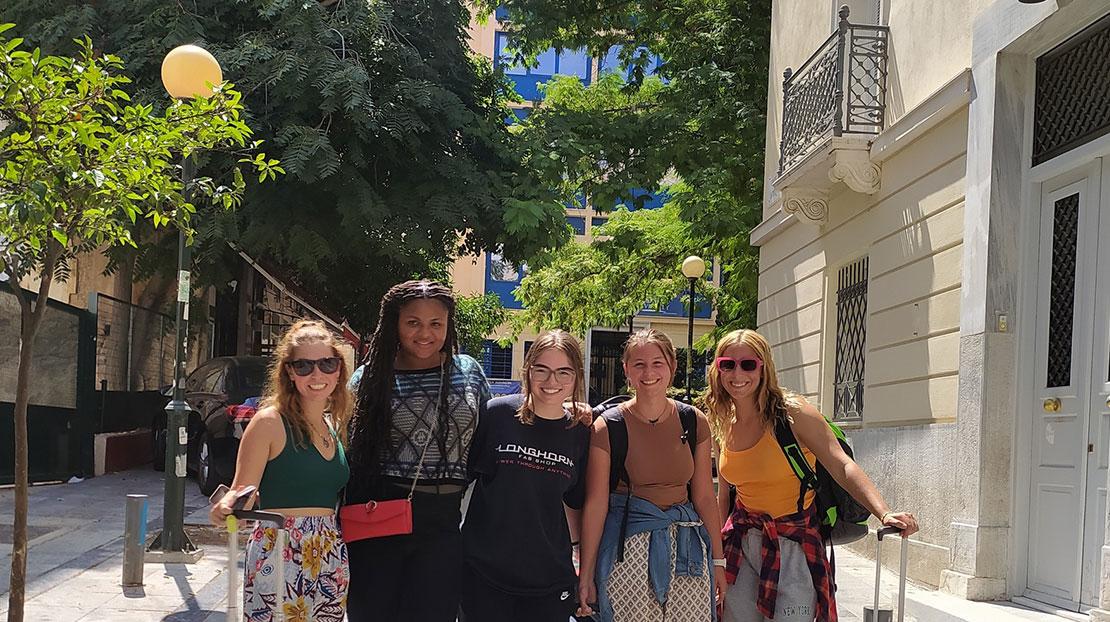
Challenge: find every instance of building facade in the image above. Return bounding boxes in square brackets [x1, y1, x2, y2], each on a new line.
[458, 13, 719, 401]
[754, 0, 1110, 616]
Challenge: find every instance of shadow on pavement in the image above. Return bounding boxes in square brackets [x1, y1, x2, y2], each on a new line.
[162, 609, 222, 621]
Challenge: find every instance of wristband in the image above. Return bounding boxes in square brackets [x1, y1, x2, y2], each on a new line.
[712, 558, 726, 568]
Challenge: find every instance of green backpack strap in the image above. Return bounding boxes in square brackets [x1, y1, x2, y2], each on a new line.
[772, 415, 819, 513]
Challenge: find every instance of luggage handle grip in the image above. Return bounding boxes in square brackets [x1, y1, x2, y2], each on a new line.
[232, 509, 284, 525]
[877, 526, 903, 540]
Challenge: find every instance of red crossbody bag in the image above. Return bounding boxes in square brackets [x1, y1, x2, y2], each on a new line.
[339, 370, 443, 542]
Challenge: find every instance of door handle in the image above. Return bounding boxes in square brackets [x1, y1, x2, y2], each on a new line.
[1043, 397, 1061, 413]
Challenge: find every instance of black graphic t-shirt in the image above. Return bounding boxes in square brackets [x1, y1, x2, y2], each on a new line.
[463, 394, 590, 595]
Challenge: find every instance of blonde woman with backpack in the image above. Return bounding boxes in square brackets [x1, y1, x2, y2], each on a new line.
[705, 329, 919, 622]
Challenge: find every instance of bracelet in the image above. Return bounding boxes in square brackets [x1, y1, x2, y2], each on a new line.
[712, 558, 726, 568]
[880, 511, 894, 523]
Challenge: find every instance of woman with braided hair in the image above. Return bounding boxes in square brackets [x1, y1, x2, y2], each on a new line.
[343, 280, 490, 622]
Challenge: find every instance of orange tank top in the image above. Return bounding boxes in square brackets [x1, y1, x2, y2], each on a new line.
[718, 427, 816, 518]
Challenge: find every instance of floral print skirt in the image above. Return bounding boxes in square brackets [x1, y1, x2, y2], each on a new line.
[243, 515, 348, 622]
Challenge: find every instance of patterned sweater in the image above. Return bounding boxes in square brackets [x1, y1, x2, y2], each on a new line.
[348, 354, 490, 494]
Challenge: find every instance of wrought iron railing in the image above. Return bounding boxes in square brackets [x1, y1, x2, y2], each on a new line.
[778, 6, 889, 175]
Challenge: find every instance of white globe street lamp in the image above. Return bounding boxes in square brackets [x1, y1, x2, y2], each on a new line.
[682, 256, 707, 402]
[154, 44, 222, 558]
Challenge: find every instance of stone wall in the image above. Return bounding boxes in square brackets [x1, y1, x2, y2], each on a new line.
[0, 289, 79, 409]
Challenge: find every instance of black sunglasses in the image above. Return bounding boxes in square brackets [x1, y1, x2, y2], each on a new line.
[287, 357, 341, 377]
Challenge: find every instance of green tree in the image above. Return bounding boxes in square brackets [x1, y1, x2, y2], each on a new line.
[0, 29, 273, 620]
[455, 293, 508, 357]
[2, 0, 570, 331]
[513, 203, 715, 337]
[480, 0, 770, 337]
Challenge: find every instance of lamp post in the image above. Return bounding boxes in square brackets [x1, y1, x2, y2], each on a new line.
[152, 44, 222, 557]
[681, 256, 706, 403]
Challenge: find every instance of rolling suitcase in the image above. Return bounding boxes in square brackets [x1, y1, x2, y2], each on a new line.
[220, 486, 287, 622]
[863, 526, 908, 622]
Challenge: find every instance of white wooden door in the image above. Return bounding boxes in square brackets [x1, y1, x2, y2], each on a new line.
[1027, 161, 1102, 609]
[1081, 158, 1110, 607]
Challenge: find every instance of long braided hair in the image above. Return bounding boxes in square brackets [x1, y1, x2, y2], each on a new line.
[348, 280, 459, 478]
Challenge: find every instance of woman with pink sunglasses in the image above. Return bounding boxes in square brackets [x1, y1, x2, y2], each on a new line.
[704, 329, 917, 622]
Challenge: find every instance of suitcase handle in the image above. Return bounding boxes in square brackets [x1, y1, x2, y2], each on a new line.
[873, 526, 909, 622]
[877, 526, 903, 540]
[232, 509, 284, 526]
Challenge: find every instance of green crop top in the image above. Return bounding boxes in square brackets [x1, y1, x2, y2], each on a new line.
[258, 420, 349, 510]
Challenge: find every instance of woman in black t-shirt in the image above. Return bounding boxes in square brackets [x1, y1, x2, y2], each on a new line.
[462, 329, 591, 622]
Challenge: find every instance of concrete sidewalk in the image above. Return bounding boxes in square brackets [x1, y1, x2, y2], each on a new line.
[0, 469, 1087, 621]
[831, 540, 1080, 622]
[0, 469, 235, 621]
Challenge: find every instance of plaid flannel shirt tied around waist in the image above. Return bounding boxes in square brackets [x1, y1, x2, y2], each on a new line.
[721, 502, 837, 622]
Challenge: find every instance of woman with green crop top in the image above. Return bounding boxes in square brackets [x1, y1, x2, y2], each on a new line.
[210, 320, 353, 621]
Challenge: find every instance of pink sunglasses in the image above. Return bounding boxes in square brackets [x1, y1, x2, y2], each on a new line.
[715, 356, 762, 372]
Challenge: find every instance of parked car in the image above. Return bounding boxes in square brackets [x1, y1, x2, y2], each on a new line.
[151, 355, 269, 496]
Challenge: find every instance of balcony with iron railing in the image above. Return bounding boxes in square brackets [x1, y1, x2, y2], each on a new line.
[768, 6, 889, 226]
[779, 6, 889, 175]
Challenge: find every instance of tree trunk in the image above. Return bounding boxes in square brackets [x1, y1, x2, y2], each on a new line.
[6, 310, 39, 622]
[6, 252, 56, 622]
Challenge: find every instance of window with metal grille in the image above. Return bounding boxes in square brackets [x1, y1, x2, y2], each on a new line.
[1033, 14, 1110, 166]
[1047, 194, 1079, 388]
[833, 257, 869, 420]
[481, 340, 514, 380]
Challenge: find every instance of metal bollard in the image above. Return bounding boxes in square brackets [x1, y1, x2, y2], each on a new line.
[122, 494, 149, 586]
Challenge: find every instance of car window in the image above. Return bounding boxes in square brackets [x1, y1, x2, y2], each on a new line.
[199, 366, 225, 394]
[238, 361, 268, 395]
[185, 364, 213, 392]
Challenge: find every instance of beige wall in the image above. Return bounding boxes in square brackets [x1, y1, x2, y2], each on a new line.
[757, 108, 968, 422]
[754, 106, 969, 582]
[763, 0, 985, 211]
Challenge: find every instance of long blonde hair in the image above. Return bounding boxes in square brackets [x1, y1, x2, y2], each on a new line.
[517, 330, 585, 424]
[263, 320, 353, 448]
[704, 329, 794, 447]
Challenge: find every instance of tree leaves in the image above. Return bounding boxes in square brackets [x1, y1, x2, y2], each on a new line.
[481, 0, 770, 339]
[0, 27, 274, 287]
[2, 0, 571, 333]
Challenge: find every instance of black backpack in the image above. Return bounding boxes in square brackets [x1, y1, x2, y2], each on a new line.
[600, 401, 699, 562]
[772, 413, 870, 544]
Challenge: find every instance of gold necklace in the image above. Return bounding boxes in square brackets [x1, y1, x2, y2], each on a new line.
[309, 418, 332, 449]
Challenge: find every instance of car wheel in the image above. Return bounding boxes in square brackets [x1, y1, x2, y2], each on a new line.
[152, 427, 166, 472]
[196, 432, 219, 497]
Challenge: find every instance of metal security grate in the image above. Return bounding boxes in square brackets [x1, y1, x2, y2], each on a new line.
[1047, 194, 1079, 388]
[94, 294, 175, 392]
[1033, 13, 1110, 166]
[482, 340, 514, 380]
[778, 6, 889, 174]
[834, 257, 869, 420]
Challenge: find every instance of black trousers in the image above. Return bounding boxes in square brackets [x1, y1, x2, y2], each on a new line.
[459, 564, 578, 622]
[346, 489, 465, 622]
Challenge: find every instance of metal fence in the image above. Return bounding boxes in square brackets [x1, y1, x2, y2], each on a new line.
[92, 294, 176, 392]
[778, 6, 889, 174]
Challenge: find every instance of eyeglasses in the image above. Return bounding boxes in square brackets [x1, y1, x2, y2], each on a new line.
[287, 357, 341, 377]
[715, 356, 762, 372]
[528, 365, 576, 384]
